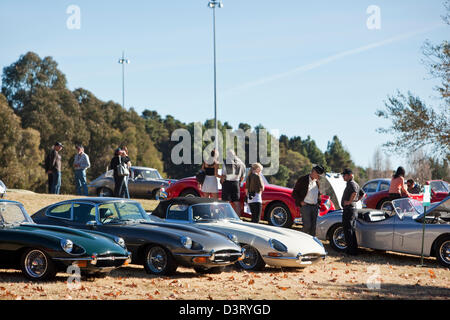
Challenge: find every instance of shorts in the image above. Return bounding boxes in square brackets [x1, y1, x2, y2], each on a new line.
[221, 180, 240, 202]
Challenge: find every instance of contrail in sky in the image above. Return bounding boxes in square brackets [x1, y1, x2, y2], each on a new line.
[224, 24, 443, 95]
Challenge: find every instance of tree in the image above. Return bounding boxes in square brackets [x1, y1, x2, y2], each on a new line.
[376, 2, 450, 158]
[324, 135, 355, 173]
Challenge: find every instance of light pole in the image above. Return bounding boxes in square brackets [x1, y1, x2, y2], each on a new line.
[118, 51, 130, 108]
[208, 0, 223, 151]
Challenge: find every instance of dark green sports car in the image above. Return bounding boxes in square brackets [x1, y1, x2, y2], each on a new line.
[0, 200, 131, 281]
[33, 198, 244, 275]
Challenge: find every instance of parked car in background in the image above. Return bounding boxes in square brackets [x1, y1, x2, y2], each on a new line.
[88, 166, 176, 199]
[150, 197, 327, 271]
[0, 180, 6, 198]
[362, 179, 449, 209]
[316, 196, 450, 267]
[361, 178, 391, 196]
[32, 198, 244, 275]
[0, 199, 131, 281]
[165, 170, 339, 228]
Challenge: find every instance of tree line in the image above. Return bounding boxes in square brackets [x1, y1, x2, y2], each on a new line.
[0, 51, 448, 195]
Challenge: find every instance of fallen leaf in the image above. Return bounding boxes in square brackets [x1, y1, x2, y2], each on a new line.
[248, 279, 255, 285]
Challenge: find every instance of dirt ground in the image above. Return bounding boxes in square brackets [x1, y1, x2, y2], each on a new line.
[1, 191, 449, 300]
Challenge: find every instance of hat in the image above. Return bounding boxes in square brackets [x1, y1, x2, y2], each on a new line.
[54, 142, 63, 147]
[342, 168, 353, 175]
[312, 165, 325, 175]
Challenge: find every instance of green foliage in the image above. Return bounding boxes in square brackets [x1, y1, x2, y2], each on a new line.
[325, 135, 355, 173]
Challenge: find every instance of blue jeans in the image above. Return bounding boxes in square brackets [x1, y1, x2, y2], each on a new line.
[120, 176, 130, 199]
[51, 171, 61, 194]
[74, 169, 88, 196]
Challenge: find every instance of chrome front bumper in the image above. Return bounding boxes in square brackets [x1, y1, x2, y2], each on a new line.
[173, 248, 246, 266]
[262, 252, 327, 267]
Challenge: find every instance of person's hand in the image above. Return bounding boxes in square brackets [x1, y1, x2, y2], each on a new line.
[301, 201, 306, 207]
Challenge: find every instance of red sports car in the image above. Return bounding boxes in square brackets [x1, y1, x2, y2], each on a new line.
[362, 179, 449, 209]
[164, 172, 341, 228]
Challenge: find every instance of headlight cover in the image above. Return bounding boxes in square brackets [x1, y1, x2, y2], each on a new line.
[180, 236, 193, 249]
[61, 239, 73, 253]
[114, 236, 126, 248]
[226, 233, 238, 244]
[313, 236, 324, 248]
[269, 239, 288, 252]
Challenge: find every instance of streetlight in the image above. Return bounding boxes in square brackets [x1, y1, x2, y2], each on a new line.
[118, 51, 130, 108]
[208, 0, 223, 151]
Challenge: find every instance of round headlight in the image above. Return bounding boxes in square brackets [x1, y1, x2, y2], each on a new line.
[226, 233, 238, 244]
[180, 236, 192, 249]
[115, 237, 126, 248]
[269, 239, 288, 252]
[61, 239, 73, 253]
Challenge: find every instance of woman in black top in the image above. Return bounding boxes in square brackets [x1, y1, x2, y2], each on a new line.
[109, 148, 128, 198]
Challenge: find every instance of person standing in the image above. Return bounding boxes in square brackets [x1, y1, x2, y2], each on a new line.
[120, 146, 132, 199]
[388, 166, 411, 200]
[201, 149, 220, 199]
[245, 163, 265, 223]
[73, 145, 90, 196]
[221, 149, 246, 216]
[46, 142, 64, 194]
[109, 148, 127, 198]
[341, 168, 365, 256]
[291, 165, 325, 236]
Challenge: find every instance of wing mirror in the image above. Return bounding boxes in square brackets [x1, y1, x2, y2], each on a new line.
[86, 220, 99, 227]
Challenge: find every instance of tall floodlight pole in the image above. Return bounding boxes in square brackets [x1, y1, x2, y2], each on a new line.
[118, 51, 130, 108]
[208, 0, 223, 151]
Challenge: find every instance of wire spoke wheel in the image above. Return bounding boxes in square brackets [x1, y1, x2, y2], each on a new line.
[146, 246, 168, 274]
[332, 226, 347, 251]
[270, 206, 288, 227]
[438, 240, 450, 266]
[24, 250, 48, 279]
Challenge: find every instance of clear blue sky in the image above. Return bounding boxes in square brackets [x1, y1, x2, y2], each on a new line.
[0, 1, 448, 169]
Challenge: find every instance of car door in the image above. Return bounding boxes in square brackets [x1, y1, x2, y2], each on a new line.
[356, 214, 395, 251]
[70, 202, 97, 230]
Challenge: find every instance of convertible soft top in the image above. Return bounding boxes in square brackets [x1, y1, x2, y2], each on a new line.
[152, 197, 228, 219]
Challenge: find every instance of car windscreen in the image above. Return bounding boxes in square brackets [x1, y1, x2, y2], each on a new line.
[430, 181, 450, 193]
[191, 203, 240, 222]
[0, 203, 30, 225]
[98, 201, 150, 223]
[392, 198, 423, 219]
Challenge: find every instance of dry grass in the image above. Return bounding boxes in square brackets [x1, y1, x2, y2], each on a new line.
[1, 190, 449, 300]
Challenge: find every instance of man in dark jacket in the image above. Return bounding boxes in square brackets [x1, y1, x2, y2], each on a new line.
[341, 168, 365, 255]
[45, 142, 63, 194]
[291, 165, 325, 236]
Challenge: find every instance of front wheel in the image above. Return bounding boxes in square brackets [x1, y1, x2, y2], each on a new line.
[143, 245, 178, 275]
[236, 244, 266, 271]
[327, 224, 347, 252]
[179, 189, 199, 198]
[435, 237, 450, 268]
[266, 202, 293, 228]
[20, 249, 57, 281]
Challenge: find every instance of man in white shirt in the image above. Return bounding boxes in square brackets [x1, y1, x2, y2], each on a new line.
[73, 145, 91, 196]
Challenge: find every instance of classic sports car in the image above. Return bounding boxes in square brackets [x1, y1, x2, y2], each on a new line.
[32, 198, 244, 275]
[0, 200, 131, 281]
[164, 170, 337, 228]
[316, 196, 450, 267]
[361, 178, 391, 196]
[362, 179, 449, 209]
[150, 197, 327, 271]
[88, 166, 176, 199]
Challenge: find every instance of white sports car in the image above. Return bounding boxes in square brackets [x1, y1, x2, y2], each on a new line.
[150, 197, 327, 271]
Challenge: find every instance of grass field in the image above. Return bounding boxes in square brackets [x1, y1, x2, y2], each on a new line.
[1, 190, 449, 300]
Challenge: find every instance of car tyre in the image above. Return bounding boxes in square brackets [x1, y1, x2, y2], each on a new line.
[20, 248, 57, 281]
[327, 223, 347, 252]
[376, 198, 391, 210]
[179, 189, 199, 198]
[143, 245, 178, 275]
[236, 244, 266, 271]
[435, 237, 450, 268]
[193, 266, 225, 274]
[266, 202, 293, 228]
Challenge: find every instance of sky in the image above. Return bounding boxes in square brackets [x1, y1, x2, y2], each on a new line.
[0, 0, 448, 170]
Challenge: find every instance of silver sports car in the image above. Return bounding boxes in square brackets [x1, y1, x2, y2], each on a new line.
[316, 196, 450, 267]
[88, 166, 176, 199]
[150, 197, 327, 271]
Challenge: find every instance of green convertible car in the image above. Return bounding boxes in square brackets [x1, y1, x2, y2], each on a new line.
[0, 199, 131, 281]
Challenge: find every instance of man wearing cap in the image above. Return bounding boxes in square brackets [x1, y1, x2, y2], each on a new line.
[46, 142, 63, 194]
[292, 165, 325, 236]
[73, 145, 90, 196]
[341, 168, 365, 255]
